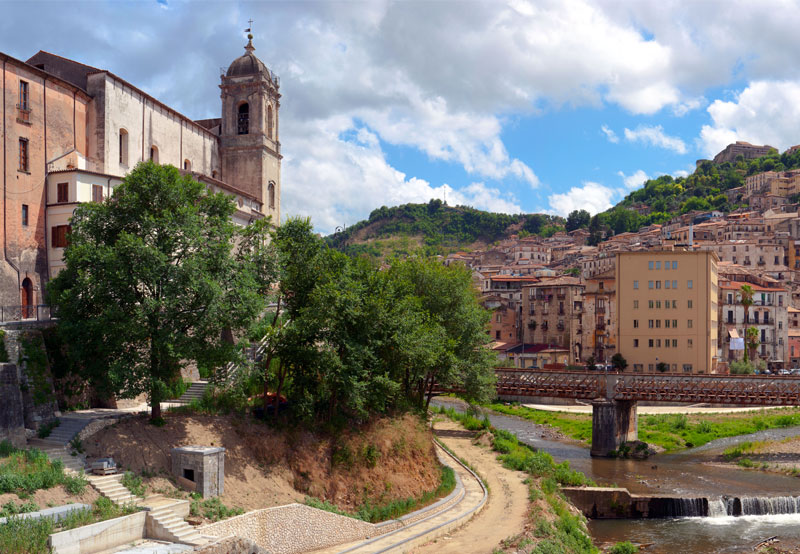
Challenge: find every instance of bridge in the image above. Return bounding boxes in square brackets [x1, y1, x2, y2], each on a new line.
[455, 369, 800, 457]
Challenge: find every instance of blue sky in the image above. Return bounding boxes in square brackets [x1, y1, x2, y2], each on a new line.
[5, 1, 800, 233]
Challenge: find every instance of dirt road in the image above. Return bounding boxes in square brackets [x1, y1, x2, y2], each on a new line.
[410, 418, 529, 554]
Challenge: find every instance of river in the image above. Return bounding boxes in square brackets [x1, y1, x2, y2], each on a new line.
[432, 399, 800, 553]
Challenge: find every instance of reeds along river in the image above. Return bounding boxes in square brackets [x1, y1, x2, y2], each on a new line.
[432, 400, 800, 553]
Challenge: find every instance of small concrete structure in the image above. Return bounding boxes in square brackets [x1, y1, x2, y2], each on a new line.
[590, 399, 637, 457]
[562, 486, 707, 519]
[49, 511, 147, 554]
[171, 446, 224, 498]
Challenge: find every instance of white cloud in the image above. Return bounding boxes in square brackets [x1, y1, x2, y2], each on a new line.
[673, 169, 690, 178]
[601, 125, 619, 143]
[617, 169, 650, 189]
[548, 182, 615, 216]
[699, 80, 800, 158]
[624, 125, 687, 154]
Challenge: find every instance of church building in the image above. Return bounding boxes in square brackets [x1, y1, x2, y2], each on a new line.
[0, 37, 281, 315]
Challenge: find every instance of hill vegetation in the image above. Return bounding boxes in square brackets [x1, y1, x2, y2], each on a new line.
[325, 200, 565, 258]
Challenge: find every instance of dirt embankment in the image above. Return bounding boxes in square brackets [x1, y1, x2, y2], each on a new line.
[83, 413, 440, 512]
[713, 434, 800, 476]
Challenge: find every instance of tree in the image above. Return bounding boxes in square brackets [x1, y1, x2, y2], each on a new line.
[611, 353, 628, 372]
[49, 162, 270, 421]
[740, 284, 754, 360]
[746, 326, 760, 362]
[565, 209, 590, 232]
[656, 362, 669, 373]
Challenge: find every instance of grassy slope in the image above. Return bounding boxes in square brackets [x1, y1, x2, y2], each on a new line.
[486, 403, 800, 452]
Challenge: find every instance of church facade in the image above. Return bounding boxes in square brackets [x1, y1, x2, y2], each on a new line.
[0, 39, 281, 314]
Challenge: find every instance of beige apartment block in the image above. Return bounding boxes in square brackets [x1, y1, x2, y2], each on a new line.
[616, 250, 719, 374]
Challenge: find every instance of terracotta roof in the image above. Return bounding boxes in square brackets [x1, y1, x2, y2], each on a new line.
[719, 280, 786, 292]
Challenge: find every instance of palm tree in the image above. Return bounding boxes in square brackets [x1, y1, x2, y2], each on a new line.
[746, 326, 760, 362]
[740, 284, 754, 360]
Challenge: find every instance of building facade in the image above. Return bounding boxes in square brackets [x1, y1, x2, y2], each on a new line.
[521, 276, 585, 365]
[1, 38, 280, 311]
[616, 250, 719, 374]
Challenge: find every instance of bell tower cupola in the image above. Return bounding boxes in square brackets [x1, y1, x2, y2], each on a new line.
[219, 35, 281, 224]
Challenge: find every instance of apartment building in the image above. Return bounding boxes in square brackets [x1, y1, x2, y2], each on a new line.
[584, 269, 616, 363]
[521, 276, 585, 365]
[616, 250, 719, 374]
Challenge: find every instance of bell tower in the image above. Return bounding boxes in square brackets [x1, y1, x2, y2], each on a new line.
[220, 35, 281, 224]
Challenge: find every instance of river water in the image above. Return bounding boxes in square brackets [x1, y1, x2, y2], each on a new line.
[432, 400, 800, 553]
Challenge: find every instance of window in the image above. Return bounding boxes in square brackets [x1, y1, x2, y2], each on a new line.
[119, 129, 128, 165]
[656, 261, 661, 269]
[633, 280, 639, 289]
[495, 330, 500, 340]
[19, 138, 28, 172]
[665, 338, 670, 347]
[57, 182, 68, 203]
[665, 260, 670, 270]
[673, 319, 677, 328]
[267, 104, 274, 139]
[633, 319, 639, 328]
[634, 339, 639, 347]
[649, 280, 654, 289]
[672, 280, 677, 289]
[92, 185, 103, 203]
[656, 339, 661, 347]
[656, 320, 661, 328]
[688, 339, 693, 347]
[672, 339, 678, 347]
[150, 145, 159, 164]
[52, 225, 71, 247]
[656, 300, 661, 308]
[665, 299, 670, 309]
[21, 204, 28, 227]
[688, 319, 693, 328]
[19, 80, 29, 110]
[656, 280, 661, 289]
[727, 293, 733, 304]
[648, 339, 654, 348]
[688, 280, 693, 289]
[649, 363, 654, 371]
[672, 300, 677, 308]
[649, 300, 654, 308]
[683, 364, 693, 373]
[237, 102, 249, 135]
[648, 320, 654, 328]
[649, 261, 654, 270]
[665, 319, 670, 328]
[633, 300, 639, 309]
[183, 159, 191, 171]
[665, 280, 671, 289]
[269, 182, 276, 209]
[687, 300, 692, 308]
[754, 312, 759, 324]
[672, 261, 678, 269]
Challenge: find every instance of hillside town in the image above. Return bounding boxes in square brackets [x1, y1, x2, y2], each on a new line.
[450, 141, 800, 374]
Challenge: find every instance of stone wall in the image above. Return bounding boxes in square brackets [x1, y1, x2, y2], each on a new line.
[0, 363, 26, 447]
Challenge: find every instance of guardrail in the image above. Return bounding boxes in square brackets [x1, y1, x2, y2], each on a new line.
[0, 305, 55, 324]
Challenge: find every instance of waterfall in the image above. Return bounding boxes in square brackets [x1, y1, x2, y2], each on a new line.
[706, 496, 800, 517]
[662, 497, 706, 517]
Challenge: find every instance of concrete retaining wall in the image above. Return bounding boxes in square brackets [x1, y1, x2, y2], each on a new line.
[562, 486, 707, 519]
[49, 511, 146, 554]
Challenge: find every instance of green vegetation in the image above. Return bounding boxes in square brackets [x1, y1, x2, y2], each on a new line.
[121, 471, 145, 497]
[189, 495, 244, 522]
[20, 333, 54, 406]
[0, 441, 87, 497]
[481, 404, 800, 452]
[608, 542, 639, 554]
[305, 464, 456, 523]
[729, 359, 766, 375]
[0, 330, 9, 363]
[50, 161, 277, 421]
[0, 497, 139, 554]
[0, 500, 39, 518]
[434, 406, 597, 554]
[324, 200, 565, 259]
[36, 418, 60, 439]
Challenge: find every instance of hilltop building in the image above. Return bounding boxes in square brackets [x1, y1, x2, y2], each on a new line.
[1, 37, 281, 311]
[713, 141, 776, 164]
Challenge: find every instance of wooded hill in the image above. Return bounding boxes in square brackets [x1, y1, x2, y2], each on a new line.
[328, 148, 800, 257]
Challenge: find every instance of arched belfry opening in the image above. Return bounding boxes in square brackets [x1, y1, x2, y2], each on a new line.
[238, 103, 249, 135]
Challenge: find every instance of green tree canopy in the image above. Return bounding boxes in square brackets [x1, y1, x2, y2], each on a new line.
[565, 209, 591, 232]
[49, 161, 273, 420]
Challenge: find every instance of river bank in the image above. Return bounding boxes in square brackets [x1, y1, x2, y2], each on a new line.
[713, 434, 800, 477]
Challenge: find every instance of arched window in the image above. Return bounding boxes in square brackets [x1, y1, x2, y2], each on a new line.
[267, 105, 273, 139]
[184, 159, 191, 171]
[119, 129, 128, 165]
[268, 181, 275, 209]
[150, 145, 159, 164]
[237, 103, 249, 135]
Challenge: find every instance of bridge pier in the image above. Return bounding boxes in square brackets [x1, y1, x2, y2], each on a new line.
[590, 399, 638, 457]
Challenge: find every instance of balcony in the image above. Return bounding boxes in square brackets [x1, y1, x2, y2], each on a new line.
[757, 259, 766, 266]
[558, 309, 565, 315]
[596, 320, 606, 330]
[557, 323, 565, 331]
[596, 306, 606, 315]
[557, 293, 566, 300]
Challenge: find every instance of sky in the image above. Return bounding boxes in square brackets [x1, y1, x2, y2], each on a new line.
[5, 1, 800, 234]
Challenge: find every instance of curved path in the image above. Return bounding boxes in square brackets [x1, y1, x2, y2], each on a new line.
[312, 436, 487, 554]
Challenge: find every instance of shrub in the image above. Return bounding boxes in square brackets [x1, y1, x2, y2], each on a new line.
[64, 473, 87, 495]
[37, 419, 60, 439]
[189, 496, 244, 522]
[121, 471, 145, 497]
[609, 541, 639, 554]
[361, 444, 380, 468]
[0, 514, 54, 554]
[738, 458, 755, 468]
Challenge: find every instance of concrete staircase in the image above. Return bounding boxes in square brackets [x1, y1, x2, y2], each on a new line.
[147, 503, 204, 545]
[86, 473, 138, 505]
[172, 381, 208, 404]
[31, 442, 87, 476]
[42, 416, 92, 445]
